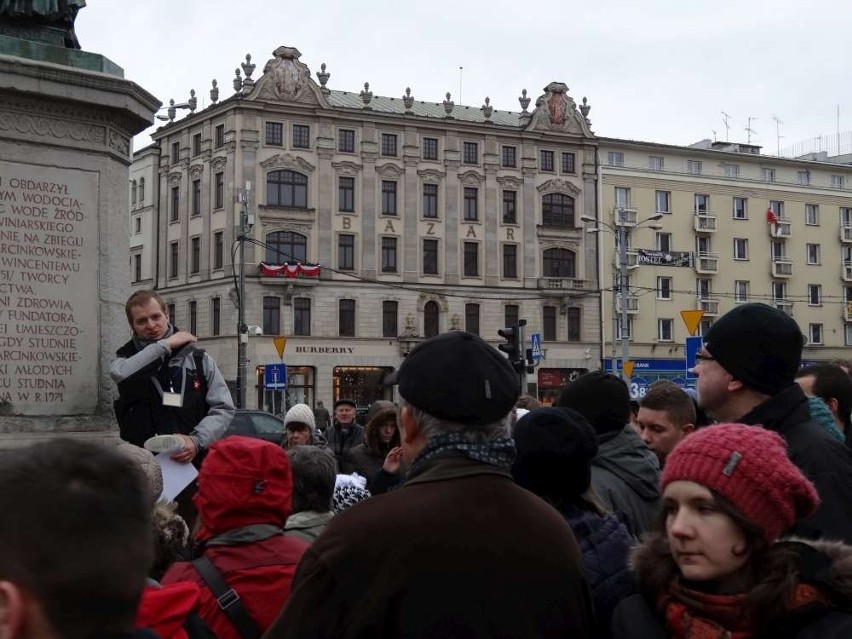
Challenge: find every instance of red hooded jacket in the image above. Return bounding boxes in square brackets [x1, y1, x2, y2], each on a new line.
[136, 582, 202, 639]
[161, 436, 308, 639]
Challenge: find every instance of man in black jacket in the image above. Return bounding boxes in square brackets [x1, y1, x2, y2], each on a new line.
[694, 302, 852, 543]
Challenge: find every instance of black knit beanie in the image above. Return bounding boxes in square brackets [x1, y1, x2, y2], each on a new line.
[703, 303, 804, 395]
[555, 371, 630, 441]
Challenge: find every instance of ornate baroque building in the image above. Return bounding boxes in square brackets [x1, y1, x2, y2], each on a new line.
[132, 45, 602, 411]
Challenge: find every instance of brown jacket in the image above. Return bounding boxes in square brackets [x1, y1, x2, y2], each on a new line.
[265, 454, 595, 639]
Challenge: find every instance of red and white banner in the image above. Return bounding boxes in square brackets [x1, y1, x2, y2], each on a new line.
[259, 262, 321, 278]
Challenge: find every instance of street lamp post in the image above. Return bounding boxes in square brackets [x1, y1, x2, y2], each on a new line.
[235, 181, 253, 409]
[581, 210, 663, 386]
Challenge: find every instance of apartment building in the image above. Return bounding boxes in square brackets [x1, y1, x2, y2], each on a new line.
[597, 138, 852, 396]
[133, 45, 603, 410]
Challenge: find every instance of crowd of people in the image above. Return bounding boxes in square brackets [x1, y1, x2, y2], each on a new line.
[6, 300, 852, 638]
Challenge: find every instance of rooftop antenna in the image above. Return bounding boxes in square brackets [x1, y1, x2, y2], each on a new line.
[745, 116, 757, 144]
[721, 111, 731, 142]
[772, 114, 783, 156]
[711, 129, 717, 142]
[459, 66, 463, 105]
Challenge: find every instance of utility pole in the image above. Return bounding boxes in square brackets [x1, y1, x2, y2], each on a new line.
[616, 212, 631, 385]
[236, 181, 253, 409]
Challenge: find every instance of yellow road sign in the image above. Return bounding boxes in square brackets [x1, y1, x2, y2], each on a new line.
[273, 336, 287, 359]
[623, 360, 635, 378]
[680, 310, 705, 336]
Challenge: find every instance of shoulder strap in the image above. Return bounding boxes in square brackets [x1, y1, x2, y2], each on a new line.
[191, 556, 262, 639]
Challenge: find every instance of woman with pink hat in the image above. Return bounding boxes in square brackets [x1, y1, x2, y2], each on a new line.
[612, 423, 852, 639]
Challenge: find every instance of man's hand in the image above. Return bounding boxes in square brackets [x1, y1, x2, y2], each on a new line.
[166, 331, 197, 351]
[169, 434, 198, 463]
[383, 446, 403, 475]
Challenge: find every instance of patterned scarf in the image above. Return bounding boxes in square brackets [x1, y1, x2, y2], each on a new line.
[408, 431, 516, 476]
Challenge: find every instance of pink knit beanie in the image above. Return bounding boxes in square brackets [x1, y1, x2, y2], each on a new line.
[661, 423, 819, 542]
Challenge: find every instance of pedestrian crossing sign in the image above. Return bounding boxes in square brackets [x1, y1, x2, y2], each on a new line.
[530, 333, 542, 363]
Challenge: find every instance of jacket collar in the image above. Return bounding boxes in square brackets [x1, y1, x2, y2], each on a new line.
[404, 453, 513, 487]
[736, 384, 810, 434]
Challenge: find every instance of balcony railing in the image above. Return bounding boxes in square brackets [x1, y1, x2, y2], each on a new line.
[616, 295, 639, 314]
[693, 213, 717, 233]
[774, 299, 793, 316]
[843, 303, 852, 323]
[843, 262, 852, 282]
[612, 207, 638, 226]
[770, 257, 793, 278]
[773, 220, 792, 238]
[694, 252, 719, 274]
[698, 297, 720, 316]
[537, 277, 594, 291]
[841, 224, 852, 243]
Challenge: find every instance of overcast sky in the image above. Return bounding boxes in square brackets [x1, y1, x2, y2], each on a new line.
[77, 0, 851, 156]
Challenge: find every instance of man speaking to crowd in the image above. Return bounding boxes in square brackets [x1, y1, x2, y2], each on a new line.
[110, 290, 234, 464]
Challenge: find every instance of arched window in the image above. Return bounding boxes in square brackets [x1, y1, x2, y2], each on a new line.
[542, 193, 575, 227]
[139, 177, 145, 203]
[265, 231, 307, 264]
[543, 248, 576, 278]
[131, 180, 137, 208]
[267, 170, 308, 208]
[424, 301, 439, 338]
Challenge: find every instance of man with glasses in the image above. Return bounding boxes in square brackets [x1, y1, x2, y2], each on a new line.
[694, 302, 852, 543]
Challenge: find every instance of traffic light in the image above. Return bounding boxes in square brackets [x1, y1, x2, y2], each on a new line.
[498, 326, 525, 373]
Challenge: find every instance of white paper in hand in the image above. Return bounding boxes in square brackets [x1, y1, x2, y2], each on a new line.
[156, 453, 198, 501]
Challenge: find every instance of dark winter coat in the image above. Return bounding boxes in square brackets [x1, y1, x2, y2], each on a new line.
[738, 384, 852, 544]
[563, 505, 637, 639]
[265, 454, 595, 639]
[324, 421, 365, 466]
[590, 425, 661, 537]
[611, 537, 852, 639]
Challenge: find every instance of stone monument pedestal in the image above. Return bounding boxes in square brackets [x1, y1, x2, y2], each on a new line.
[0, 36, 159, 448]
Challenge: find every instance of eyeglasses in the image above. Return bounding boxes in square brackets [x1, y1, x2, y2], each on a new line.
[694, 353, 716, 363]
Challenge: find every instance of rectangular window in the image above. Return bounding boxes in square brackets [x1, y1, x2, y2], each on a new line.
[733, 197, 747, 219]
[657, 276, 672, 300]
[213, 231, 223, 270]
[772, 281, 787, 301]
[567, 308, 581, 342]
[723, 163, 740, 178]
[293, 298, 311, 336]
[734, 280, 749, 303]
[191, 179, 201, 216]
[502, 244, 517, 279]
[502, 190, 517, 224]
[809, 323, 823, 345]
[192, 133, 201, 156]
[540, 150, 554, 172]
[338, 234, 355, 271]
[134, 217, 141, 234]
[465, 303, 480, 336]
[608, 151, 624, 167]
[167, 303, 176, 324]
[463, 141, 478, 164]
[190, 236, 200, 274]
[422, 238, 438, 275]
[658, 318, 673, 341]
[169, 241, 179, 278]
[762, 167, 776, 182]
[561, 152, 576, 174]
[292, 124, 310, 149]
[648, 155, 664, 170]
[422, 137, 438, 161]
[171, 141, 180, 163]
[543, 306, 557, 341]
[170, 186, 179, 222]
[381, 237, 398, 273]
[769, 200, 784, 218]
[502, 145, 517, 167]
[694, 194, 709, 213]
[687, 160, 702, 174]
[805, 204, 819, 225]
[381, 133, 398, 157]
[215, 124, 224, 148]
[463, 242, 479, 277]
[423, 184, 438, 218]
[381, 181, 397, 215]
[339, 299, 356, 337]
[656, 232, 672, 252]
[338, 129, 355, 153]
[832, 175, 844, 189]
[798, 170, 811, 185]
[614, 186, 631, 207]
[505, 304, 519, 327]
[808, 284, 822, 306]
[265, 122, 283, 146]
[189, 301, 197, 335]
[132, 254, 141, 283]
[806, 243, 820, 265]
[263, 296, 280, 335]
[842, 207, 852, 226]
[214, 172, 224, 209]
[463, 187, 478, 221]
[733, 238, 748, 260]
[211, 298, 220, 336]
[338, 177, 355, 212]
[382, 301, 398, 337]
[655, 190, 671, 214]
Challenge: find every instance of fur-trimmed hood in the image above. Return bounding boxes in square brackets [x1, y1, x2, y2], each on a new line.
[630, 532, 852, 603]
